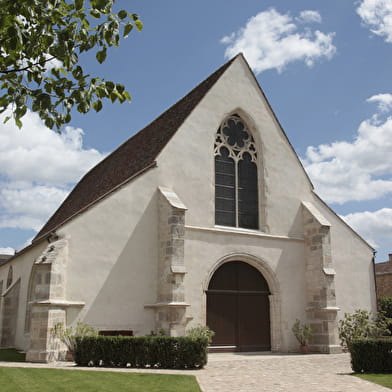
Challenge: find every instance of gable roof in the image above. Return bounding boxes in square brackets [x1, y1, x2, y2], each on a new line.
[33, 55, 239, 242]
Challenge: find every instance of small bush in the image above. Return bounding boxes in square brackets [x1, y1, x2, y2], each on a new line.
[186, 325, 215, 344]
[74, 335, 208, 369]
[350, 338, 392, 373]
[51, 322, 98, 355]
[338, 309, 390, 351]
[378, 297, 392, 333]
[292, 319, 313, 346]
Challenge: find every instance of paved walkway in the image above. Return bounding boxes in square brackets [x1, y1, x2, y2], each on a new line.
[0, 353, 390, 392]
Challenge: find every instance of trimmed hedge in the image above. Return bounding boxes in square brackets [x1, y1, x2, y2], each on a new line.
[350, 338, 392, 373]
[74, 335, 208, 369]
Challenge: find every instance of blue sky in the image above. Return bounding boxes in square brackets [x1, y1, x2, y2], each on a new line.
[0, 0, 391, 262]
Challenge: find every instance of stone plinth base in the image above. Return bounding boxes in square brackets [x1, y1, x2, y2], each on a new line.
[26, 349, 67, 363]
[309, 344, 342, 354]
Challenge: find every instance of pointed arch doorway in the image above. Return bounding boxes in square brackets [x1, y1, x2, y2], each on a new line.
[207, 261, 271, 352]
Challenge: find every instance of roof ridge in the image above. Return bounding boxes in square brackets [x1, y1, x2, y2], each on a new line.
[33, 55, 239, 242]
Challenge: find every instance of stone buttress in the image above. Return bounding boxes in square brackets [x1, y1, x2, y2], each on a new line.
[302, 202, 341, 353]
[145, 187, 189, 336]
[25, 238, 84, 362]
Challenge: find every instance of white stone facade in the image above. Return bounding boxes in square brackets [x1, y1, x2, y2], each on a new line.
[0, 55, 376, 361]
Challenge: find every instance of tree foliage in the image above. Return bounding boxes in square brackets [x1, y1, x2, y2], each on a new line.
[0, 0, 142, 130]
[378, 296, 392, 334]
[338, 309, 390, 351]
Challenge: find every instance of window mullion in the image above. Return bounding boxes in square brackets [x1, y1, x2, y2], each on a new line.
[235, 159, 239, 227]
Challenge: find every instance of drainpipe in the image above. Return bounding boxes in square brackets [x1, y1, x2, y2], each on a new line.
[372, 250, 378, 311]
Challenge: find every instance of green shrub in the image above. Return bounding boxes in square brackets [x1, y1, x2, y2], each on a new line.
[74, 335, 208, 369]
[350, 338, 392, 373]
[186, 325, 215, 344]
[292, 319, 313, 346]
[378, 297, 392, 333]
[51, 322, 98, 355]
[338, 309, 390, 351]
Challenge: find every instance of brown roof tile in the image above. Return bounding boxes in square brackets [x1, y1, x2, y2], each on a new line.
[33, 55, 239, 242]
[0, 254, 12, 265]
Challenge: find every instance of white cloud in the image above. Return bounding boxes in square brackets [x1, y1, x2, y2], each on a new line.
[303, 97, 392, 204]
[0, 184, 68, 231]
[0, 110, 103, 185]
[0, 247, 15, 255]
[342, 208, 392, 249]
[221, 8, 336, 74]
[297, 10, 322, 24]
[0, 109, 106, 233]
[367, 93, 392, 112]
[357, 0, 392, 43]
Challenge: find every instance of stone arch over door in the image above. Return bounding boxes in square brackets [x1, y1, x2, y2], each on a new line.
[204, 254, 282, 352]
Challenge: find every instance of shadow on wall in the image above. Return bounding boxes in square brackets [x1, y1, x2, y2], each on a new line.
[81, 191, 158, 335]
[288, 204, 304, 239]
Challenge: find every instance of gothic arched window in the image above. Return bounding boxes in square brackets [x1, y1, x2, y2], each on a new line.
[214, 114, 258, 229]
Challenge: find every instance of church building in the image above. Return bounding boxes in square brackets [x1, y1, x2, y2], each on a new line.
[0, 54, 376, 361]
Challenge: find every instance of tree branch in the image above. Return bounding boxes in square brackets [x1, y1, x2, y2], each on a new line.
[0, 56, 57, 74]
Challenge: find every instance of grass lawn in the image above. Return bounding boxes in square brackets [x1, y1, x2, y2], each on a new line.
[356, 373, 392, 389]
[0, 349, 26, 362]
[0, 367, 202, 392]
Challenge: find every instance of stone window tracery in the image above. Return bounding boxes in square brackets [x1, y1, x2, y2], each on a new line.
[214, 114, 259, 229]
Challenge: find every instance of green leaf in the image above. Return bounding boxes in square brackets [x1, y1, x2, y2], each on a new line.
[92, 100, 103, 112]
[111, 90, 123, 102]
[72, 66, 83, 80]
[15, 117, 22, 129]
[123, 23, 133, 38]
[96, 48, 107, 64]
[135, 20, 143, 31]
[118, 10, 127, 19]
[44, 84, 53, 93]
[77, 102, 90, 113]
[116, 84, 124, 93]
[75, 0, 84, 11]
[122, 91, 131, 101]
[105, 81, 114, 92]
[45, 117, 55, 129]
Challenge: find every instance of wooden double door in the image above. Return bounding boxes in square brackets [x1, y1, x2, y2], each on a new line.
[207, 261, 271, 352]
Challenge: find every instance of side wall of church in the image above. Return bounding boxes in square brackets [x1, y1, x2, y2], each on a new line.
[0, 242, 48, 352]
[312, 196, 376, 318]
[56, 168, 160, 336]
